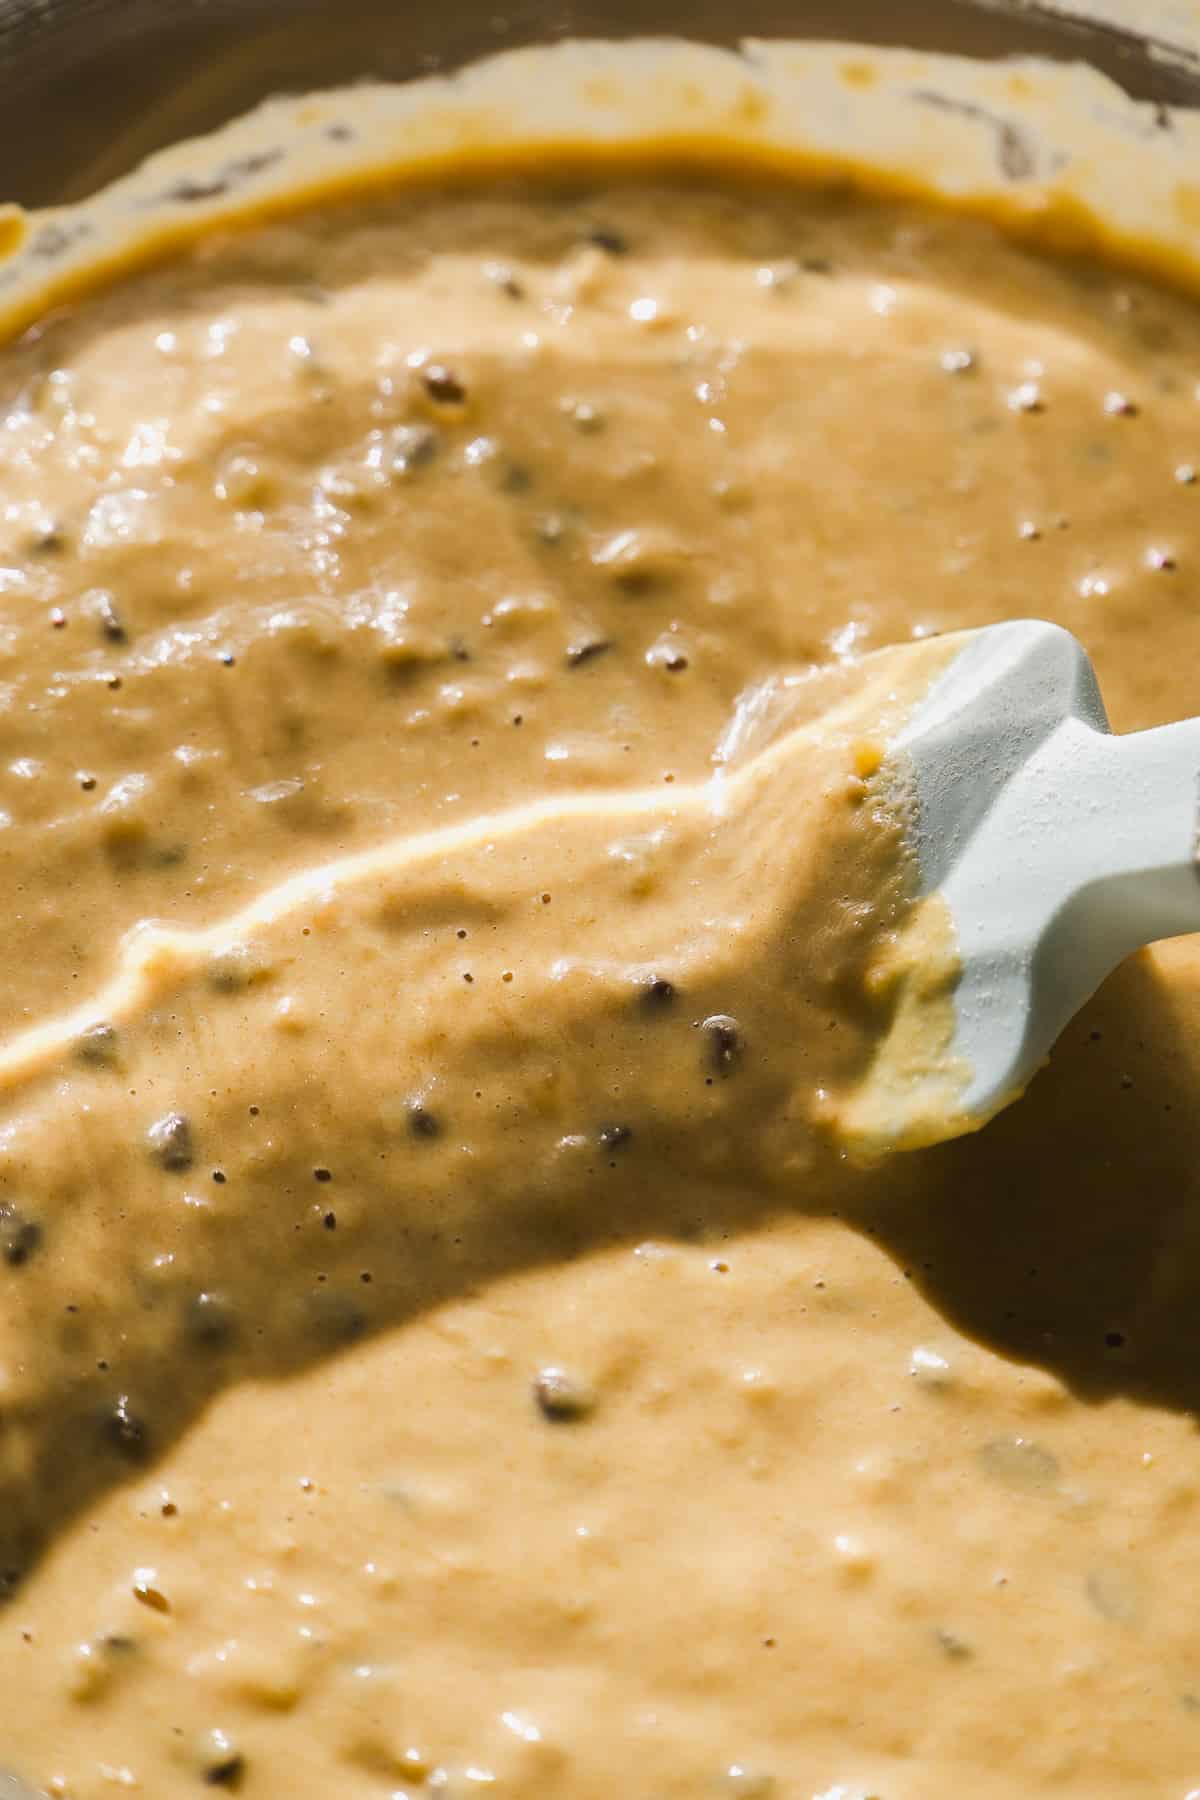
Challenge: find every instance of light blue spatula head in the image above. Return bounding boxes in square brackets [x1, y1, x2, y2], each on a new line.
[0, 1772, 43, 1799]
[871, 618, 1200, 1149]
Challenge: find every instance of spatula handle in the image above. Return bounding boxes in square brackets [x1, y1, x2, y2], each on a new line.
[1089, 716, 1200, 951]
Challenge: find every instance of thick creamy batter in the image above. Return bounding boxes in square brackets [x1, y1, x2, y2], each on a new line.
[1, 142, 1200, 1800]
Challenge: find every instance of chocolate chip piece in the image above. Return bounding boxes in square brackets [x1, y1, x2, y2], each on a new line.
[702, 1014, 742, 1074]
[422, 364, 466, 406]
[151, 841, 188, 869]
[0, 1202, 41, 1267]
[97, 593, 126, 642]
[164, 175, 230, 203]
[598, 1123, 633, 1151]
[1103, 389, 1139, 417]
[133, 1580, 170, 1613]
[484, 261, 524, 299]
[104, 1395, 149, 1460]
[408, 1104, 440, 1139]
[198, 1733, 245, 1788]
[147, 1111, 193, 1171]
[643, 976, 677, 1008]
[205, 1758, 245, 1789]
[207, 942, 270, 993]
[77, 1021, 119, 1065]
[566, 638, 612, 667]
[185, 1292, 236, 1350]
[533, 1366, 594, 1421]
[309, 1289, 366, 1345]
[587, 226, 629, 255]
[389, 422, 440, 475]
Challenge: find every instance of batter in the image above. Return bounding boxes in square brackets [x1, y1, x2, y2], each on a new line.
[1, 58, 1200, 1800]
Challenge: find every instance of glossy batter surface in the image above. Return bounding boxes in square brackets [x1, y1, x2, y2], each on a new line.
[2, 173, 1200, 1798]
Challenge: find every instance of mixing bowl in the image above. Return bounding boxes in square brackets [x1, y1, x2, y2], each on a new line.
[0, 0, 1197, 208]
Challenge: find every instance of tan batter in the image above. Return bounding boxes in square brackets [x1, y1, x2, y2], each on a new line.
[2, 121, 1200, 1800]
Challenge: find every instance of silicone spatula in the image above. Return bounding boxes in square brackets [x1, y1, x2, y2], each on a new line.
[872, 618, 1200, 1148]
[0, 1772, 42, 1798]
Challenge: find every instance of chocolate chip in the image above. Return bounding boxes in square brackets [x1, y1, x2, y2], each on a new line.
[97, 594, 126, 642]
[206, 943, 265, 993]
[0, 1202, 41, 1267]
[147, 1111, 193, 1171]
[133, 1581, 170, 1613]
[309, 1289, 366, 1345]
[228, 151, 287, 193]
[643, 976, 677, 1008]
[702, 1014, 742, 1073]
[484, 262, 524, 299]
[1103, 389, 1139, 417]
[598, 1123, 633, 1151]
[408, 1104, 440, 1139]
[422, 364, 466, 406]
[104, 1395, 149, 1460]
[389, 422, 439, 475]
[184, 1292, 236, 1350]
[204, 1754, 246, 1788]
[30, 221, 85, 260]
[164, 175, 230, 203]
[77, 1021, 119, 1065]
[533, 1366, 594, 1421]
[587, 226, 629, 255]
[566, 638, 612, 667]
